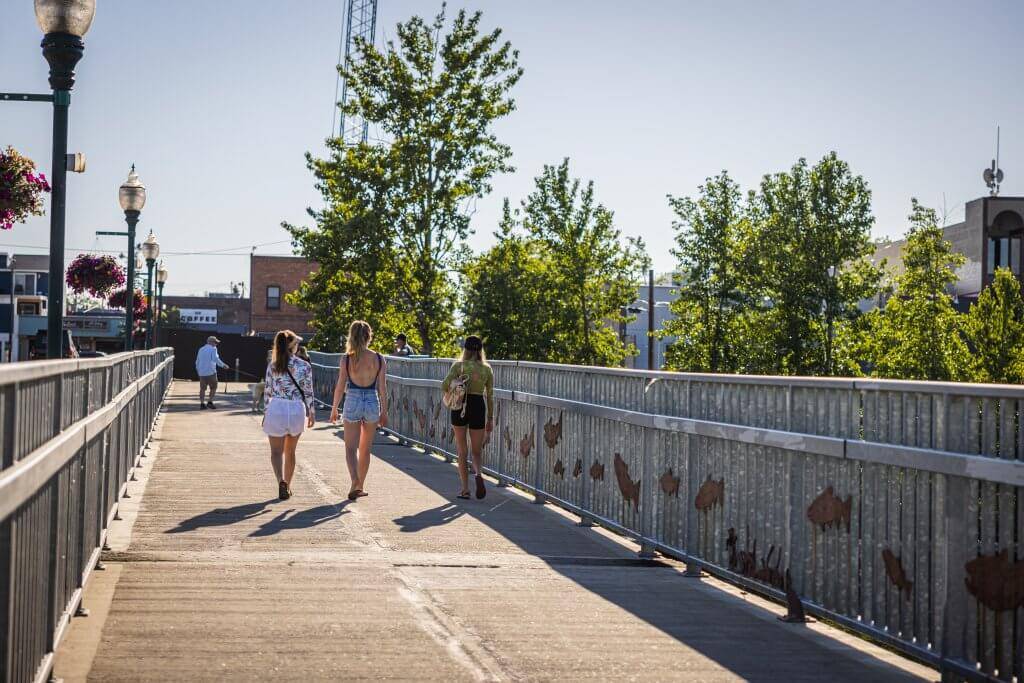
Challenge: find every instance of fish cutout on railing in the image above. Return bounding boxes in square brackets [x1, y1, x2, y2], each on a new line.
[613, 453, 640, 511]
[881, 549, 913, 600]
[553, 459, 565, 479]
[432, 397, 442, 420]
[502, 425, 512, 452]
[807, 486, 852, 532]
[519, 427, 534, 458]
[572, 458, 583, 478]
[403, 397, 410, 412]
[543, 411, 563, 449]
[965, 550, 1024, 612]
[590, 461, 605, 481]
[659, 468, 680, 497]
[694, 476, 724, 512]
[429, 423, 436, 439]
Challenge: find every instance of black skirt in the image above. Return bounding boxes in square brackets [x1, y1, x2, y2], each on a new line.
[451, 394, 486, 430]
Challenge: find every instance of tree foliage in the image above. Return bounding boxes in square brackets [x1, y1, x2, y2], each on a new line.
[661, 172, 751, 372]
[964, 267, 1024, 383]
[864, 200, 969, 381]
[288, 6, 522, 354]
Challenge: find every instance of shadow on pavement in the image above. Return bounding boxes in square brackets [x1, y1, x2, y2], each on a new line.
[249, 502, 351, 537]
[166, 499, 277, 533]
[393, 503, 466, 532]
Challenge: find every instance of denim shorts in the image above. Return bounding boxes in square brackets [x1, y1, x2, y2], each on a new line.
[343, 388, 380, 423]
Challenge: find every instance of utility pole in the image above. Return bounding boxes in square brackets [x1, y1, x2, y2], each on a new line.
[647, 269, 655, 370]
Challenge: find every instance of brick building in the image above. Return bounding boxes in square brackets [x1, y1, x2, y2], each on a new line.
[161, 294, 251, 335]
[249, 255, 318, 337]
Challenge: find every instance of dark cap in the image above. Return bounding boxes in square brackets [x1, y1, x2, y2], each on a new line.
[464, 335, 483, 351]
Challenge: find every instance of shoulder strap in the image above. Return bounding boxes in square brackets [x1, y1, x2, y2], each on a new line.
[284, 363, 307, 403]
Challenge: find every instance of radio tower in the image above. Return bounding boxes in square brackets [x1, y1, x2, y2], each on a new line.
[333, 0, 378, 145]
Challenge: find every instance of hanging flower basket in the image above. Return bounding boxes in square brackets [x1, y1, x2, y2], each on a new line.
[108, 288, 148, 318]
[0, 146, 50, 230]
[66, 253, 126, 298]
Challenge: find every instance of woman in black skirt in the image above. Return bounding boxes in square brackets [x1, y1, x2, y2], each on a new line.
[441, 335, 494, 499]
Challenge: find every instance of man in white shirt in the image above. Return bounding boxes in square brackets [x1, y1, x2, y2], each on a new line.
[195, 336, 229, 409]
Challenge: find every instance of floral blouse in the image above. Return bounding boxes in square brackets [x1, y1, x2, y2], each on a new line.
[264, 356, 314, 413]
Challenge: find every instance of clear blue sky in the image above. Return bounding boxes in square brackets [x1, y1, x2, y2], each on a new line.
[1, 1, 1022, 295]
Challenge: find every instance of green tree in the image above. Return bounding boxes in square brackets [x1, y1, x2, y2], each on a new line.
[520, 159, 649, 366]
[288, 6, 522, 354]
[866, 200, 969, 381]
[461, 201, 553, 360]
[746, 152, 880, 375]
[661, 171, 751, 372]
[964, 267, 1024, 383]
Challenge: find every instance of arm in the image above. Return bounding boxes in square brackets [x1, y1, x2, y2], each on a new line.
[378, 357, 388, 428]
[301, 361, 315, 425]
[441, 362, 461, 393]
[330, 356, 348, 423]
[263, 364, 272, 405]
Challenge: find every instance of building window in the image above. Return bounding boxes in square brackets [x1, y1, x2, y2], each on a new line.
[14, 273, 36, 295]
[266, 285, 281, 310]
[988, 235, 1022, 276]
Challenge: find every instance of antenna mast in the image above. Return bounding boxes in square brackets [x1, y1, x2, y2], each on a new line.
[334, 0, 378, 145]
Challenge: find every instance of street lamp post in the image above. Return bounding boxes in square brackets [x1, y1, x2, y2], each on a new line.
[141, 231, 160, 349]
[5, 256, 15, 362]
[35, 0, 96, 358]
[824, 264, 837, 376]
[118, 166, 146, 350]
[155, 262, 168, 347]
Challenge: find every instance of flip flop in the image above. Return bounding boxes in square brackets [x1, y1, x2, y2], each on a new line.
[457, 492, 471, 500]
[355, 490, 369, 498]
[475, 474, 486, 500]
[347, 489, 361, 501]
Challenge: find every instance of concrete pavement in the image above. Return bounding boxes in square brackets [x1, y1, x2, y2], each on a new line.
[53, 382, 936, 681]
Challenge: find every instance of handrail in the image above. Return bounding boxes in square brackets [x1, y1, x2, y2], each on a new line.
[310, 350, 1022, 681]
[0, 349, 174, 683]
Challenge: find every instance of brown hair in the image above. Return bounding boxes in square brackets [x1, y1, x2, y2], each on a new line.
[272, 330, 300, 374]
[346, 320, 372, 355]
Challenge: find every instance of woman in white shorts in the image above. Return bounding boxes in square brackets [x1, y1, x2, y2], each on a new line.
[263, 330, 314, 500]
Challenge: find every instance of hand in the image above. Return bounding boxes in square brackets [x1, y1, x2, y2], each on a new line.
[379, 412, 389, 428]
[329, 407, 339, 424]
[307, 412, 315, 428]
[485, 420, 493, 434]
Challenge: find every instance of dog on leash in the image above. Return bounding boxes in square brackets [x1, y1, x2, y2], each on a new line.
[250, 381, 265, 413]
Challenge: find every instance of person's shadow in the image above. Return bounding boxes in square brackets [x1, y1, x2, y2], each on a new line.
[165, 499, 276, 533]
[249, 502, 350, 537]
[393, 503, 465, 532]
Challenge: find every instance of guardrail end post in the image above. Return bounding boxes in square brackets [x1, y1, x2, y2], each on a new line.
[576, 514, 594, 527]
[95, 561, 106, 571]
[683, 562, 702, 578]
[495, 476, 509, 488]
[74, 604, 90, 618]
[532, 492, 546, 505]
[638, 542, 656, 559]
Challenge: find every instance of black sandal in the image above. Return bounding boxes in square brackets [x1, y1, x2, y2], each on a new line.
[347, 489, 360, 501]
[457, 491, 471, 499]
[475, 474, 486, 500]
[279, 481, 290, 500]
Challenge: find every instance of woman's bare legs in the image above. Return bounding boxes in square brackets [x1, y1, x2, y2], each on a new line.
[343, 420, 361, 495]
[357, 421, 376, 491]
[469, 428, 486, 498]
[283, 434, 300, 488]
[268, 435, 285, 483]
[453, 425, 470, 495]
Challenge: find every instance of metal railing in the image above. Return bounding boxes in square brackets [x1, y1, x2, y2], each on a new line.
[311, 351, 1024, 681]
[0, 349, 174, 683]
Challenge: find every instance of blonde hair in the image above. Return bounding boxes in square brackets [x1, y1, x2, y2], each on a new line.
[272, 330, 300, 374]
[346, 320, 372, 355]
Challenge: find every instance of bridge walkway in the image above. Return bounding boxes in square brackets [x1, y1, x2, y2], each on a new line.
[52, 383, 932, 681]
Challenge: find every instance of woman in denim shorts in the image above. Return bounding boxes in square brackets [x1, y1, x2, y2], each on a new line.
[329, 320, 388, 500]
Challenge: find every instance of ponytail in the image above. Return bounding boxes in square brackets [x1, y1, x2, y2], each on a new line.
[272, 330, 298, 374]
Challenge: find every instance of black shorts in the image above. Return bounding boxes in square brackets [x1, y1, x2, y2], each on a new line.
[451, 394, 486, 430]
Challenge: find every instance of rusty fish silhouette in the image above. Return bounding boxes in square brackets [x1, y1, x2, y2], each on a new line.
[590, 461, 605, 481]
[543, 411, 563, 449]
[659, 468, 680, 497]
[429, 423, 436, 439]
[965, 549, 1024, 612]
[553, 459, 565, 479]
[502, 425, 512, 452]
[613, 453, 640, 511]
[807, 486, 853, 532]
[694, 476, 724, 512]
[881, 549, 913, 600]
[519, 427, 534, 458]
[402, 396, 409, 411]
[433, 397, 442, 420]
[572, 458, 583, 478]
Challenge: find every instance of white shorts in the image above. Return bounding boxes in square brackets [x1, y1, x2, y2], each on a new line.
[263, 398, 306, 437]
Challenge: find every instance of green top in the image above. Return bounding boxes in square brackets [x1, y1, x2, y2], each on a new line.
[442, 360, 494, 419]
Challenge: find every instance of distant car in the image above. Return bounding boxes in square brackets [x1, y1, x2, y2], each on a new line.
[78, 350, 108, 358]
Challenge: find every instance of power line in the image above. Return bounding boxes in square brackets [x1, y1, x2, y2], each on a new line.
[0, 239, 294, 257]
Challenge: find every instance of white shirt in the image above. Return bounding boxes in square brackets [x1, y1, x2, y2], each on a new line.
[195, 344, 228, 377]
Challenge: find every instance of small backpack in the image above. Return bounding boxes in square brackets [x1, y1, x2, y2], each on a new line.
[443, 369, 470, 416]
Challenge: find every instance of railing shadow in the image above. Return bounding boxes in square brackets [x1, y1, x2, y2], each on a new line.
[374, 438, 925, 683]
